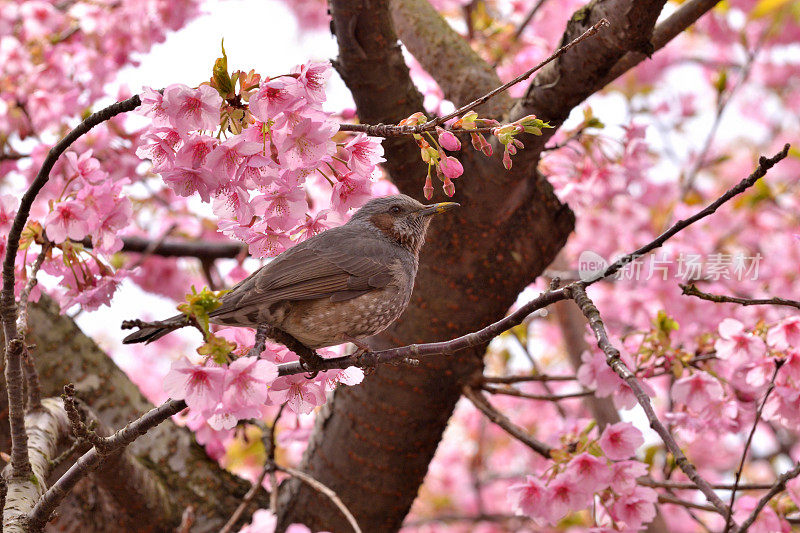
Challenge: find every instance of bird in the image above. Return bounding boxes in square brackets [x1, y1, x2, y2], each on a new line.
[122, 194, 459, 350]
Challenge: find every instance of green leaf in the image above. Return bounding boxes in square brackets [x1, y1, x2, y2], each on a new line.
[213, 39, 234, 96]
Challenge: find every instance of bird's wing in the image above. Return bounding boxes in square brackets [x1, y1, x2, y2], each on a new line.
[211, 229, 396, 316]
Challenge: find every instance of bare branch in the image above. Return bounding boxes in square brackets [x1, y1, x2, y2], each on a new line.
[569, 285, 732, 520]
[219, 407, 283, 533]
[273, 463, 362, 533]
[657, 493, 719, 513]
[737, 462, 800, 532]
[639, 478, 775, 491]
[725, 361, 782, 532]
[480, 384, 593, 401]
[462, 386, 552, 458]
[587, 145, 790, 284]
[481, 373, 577, 384]
[337, 18, 610, 136]
[681, 284, 800, 310]
[26, 398, 186, 528]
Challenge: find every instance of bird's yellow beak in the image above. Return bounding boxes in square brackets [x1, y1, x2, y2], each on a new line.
[419, 202, 460, 216]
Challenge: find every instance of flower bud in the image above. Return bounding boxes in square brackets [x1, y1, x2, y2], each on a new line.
[436, 127, 461, 151]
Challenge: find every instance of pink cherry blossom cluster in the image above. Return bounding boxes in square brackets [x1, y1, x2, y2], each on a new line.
[508, 422, 655, 530]
[136, 61, 385, 258]
[1, 1, 204, 312]
[162, 325, 363, 443]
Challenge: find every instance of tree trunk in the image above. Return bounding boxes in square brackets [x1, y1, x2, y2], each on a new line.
[277, 0, 672, 531]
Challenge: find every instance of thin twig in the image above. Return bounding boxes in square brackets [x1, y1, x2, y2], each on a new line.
[480, 384, 593, 401]
[682, 37, 765, 195]
[462, 386, 552, 458]
[586, 145, 790, 284]
[569, 285, 732, 520]
[725, 360, 782, 532]
[737, 462, 800, 532]
[481, 373, 577, 384]
[219, 407, 284, 533]
[639, 478, 774, 491]
[507, 330, 569, 418]
[273, 463, 362, 533]
[681, 284, 800, 310]
[338, 19, 610, 137]
[658, 493, 719, 513]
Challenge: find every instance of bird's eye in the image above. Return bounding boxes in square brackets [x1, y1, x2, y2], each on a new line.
[390, 205, 402, 214]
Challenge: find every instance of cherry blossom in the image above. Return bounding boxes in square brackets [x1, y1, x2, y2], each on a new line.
[163, 357, 226, 413]
[598, 422, 644, 461]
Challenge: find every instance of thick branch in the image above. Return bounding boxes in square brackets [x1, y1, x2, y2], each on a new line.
[390, 0, 511, 118]
[509, 0, 668, 159]
[2, 398, 70, 533]
[602, 0, 723, 84]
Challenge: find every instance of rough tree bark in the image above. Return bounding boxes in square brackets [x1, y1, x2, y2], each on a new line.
[277, 0, 673, 531]
[0, 297, 268, 532]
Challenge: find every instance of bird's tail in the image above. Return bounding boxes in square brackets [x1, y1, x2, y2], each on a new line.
[122, 314, 187, 344]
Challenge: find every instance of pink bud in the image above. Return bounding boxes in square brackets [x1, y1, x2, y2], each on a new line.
[423, 175, 434, 200]
[440, 156, 463, 180]
[443, 177, 455, 197]
[470, 133, 492, 157]
[436, 127, 461, 151]
[502, 149, 512, 170]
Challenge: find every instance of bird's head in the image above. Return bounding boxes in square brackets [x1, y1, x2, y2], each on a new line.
[349, 194, 459, 253]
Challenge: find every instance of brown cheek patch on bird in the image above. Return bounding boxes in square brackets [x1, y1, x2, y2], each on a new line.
[369, 213, 395, 234]
[370, 213, 418, 250]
